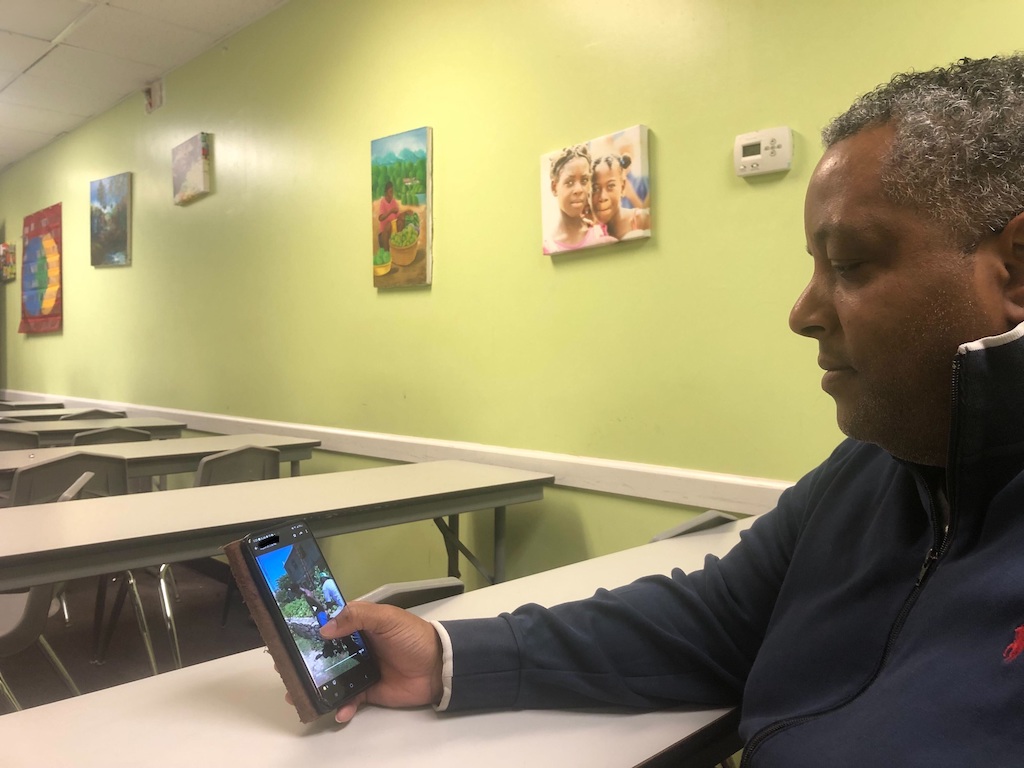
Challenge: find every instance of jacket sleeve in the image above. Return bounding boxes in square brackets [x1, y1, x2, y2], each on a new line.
[440, 452, 826, 712]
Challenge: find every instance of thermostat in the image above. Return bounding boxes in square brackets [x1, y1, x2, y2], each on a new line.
[734, 126, 792, 177]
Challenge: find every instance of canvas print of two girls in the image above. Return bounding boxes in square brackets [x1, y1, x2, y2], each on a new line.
[540, 125, 650, 256]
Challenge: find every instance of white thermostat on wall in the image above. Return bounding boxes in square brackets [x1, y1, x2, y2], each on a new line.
[734, 126, 793, 177]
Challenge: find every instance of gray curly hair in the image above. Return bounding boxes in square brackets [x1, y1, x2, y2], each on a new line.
[823, 55, 1024, 251]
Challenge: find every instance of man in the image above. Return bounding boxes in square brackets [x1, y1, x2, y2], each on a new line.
[320, 56, 1024, 764]
[321, 577, 343, 614]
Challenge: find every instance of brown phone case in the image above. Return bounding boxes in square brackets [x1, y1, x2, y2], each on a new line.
[223, 538, 323, 723]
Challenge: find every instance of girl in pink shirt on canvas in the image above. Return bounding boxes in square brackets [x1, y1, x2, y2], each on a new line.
[542, 145, 615, 255]
[591, 153, 651, 241]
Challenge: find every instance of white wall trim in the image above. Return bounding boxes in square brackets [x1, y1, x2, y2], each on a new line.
[2, 389, 792, 516]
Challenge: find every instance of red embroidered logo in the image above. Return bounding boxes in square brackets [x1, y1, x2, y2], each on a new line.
[1004, 625, 1024, 662]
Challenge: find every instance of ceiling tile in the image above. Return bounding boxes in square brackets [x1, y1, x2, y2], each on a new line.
[0, 31, 53, 73]
[109, 0, 288, 37]
[0, 123, 61, 157]
[0, 0, 293, 171]
[0, 0, 94, 42]
[0, 72, 118, 117]
[26, 44, 162, 91]
[0, 100, 88, 134]
[62, 5, 216, 69]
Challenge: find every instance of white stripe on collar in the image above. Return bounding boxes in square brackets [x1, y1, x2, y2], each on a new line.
[958, 320, 1024, 354]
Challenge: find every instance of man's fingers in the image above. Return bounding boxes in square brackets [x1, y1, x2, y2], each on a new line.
[334, 696, 364, 724]
[321, 601, 378, 638]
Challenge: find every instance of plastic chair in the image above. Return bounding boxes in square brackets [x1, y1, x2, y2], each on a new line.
[649, 510, 742, 542]
[191, 445, 282, 645]
[58, 409, 125, 420]
[3, 453, 161, 676]
[4, 452, 128, 506]
[194, 445, 281, 486]
[73, 427, 153, 493]
[0, 584, 81, 711]
[72, 426, 151, 445]
[115, 445, 282, 670]
[356, 576, 465, 609]
[0, 468, 106, 711]
[0, 430, 40, 451]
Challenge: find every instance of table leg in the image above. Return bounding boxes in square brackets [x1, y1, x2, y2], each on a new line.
[91, 575, 111, 662]
[493, 506, 506, 583]
[432, 510, 507, 584]
[446, 514, 460, 578]
[93, 577, 128, 664]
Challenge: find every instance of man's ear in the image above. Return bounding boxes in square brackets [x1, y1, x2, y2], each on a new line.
[999, 211, 1024, 322]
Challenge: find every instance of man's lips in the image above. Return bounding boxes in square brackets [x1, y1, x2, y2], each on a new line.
[818, 357, 855, 391]
[818, 356, 854, 373]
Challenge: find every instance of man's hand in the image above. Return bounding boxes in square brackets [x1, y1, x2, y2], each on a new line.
[319, 602, 444, 724]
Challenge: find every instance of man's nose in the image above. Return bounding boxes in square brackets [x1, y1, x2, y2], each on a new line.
[788, 274, 832, 339]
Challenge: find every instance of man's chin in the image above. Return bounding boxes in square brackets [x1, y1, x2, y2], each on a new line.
[834, 409, 947, 466]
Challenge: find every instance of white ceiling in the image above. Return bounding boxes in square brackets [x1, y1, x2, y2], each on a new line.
[0, 0, 291, 173]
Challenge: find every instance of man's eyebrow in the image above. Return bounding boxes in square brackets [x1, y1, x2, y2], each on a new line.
[809, 219, 895, 248]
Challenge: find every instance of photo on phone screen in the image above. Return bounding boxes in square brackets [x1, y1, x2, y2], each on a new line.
[248, 524, 376, 699]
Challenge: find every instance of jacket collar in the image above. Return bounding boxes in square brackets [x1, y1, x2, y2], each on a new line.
[949, 319, 1024, 515]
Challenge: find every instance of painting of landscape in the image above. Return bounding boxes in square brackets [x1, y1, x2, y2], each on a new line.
[172, 133, 211, 205]
[90, 172, 131, 267]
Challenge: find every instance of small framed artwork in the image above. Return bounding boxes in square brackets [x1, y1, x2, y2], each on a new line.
[1, 243, 16, 282]
[540, 124, 650, 256]
[172, 132, 212, 205]
[370, 126, 432, 288]
[90, 172, 132, 267]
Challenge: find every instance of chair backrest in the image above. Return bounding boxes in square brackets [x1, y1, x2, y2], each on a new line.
[0, 584, 56, 658]
[356, 577, 466, 609]
[194, 445, 280, 487]
[0, 429, 40, 451]
[72, 426, 152, 445]
[59, 409, 124, 420]
[8, 452, 129, 505]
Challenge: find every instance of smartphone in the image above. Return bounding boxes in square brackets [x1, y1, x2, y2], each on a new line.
[240, 520, 379, 714]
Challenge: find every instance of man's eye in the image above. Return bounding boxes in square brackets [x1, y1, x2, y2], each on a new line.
[830, 261, 863, 277]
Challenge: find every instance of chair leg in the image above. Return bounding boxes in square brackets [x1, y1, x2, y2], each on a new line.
[165, 563, 180, 603]
[59, 593, 70, 625]
[38, 637, 81, 697]
[0, 670, 22, 711]
[123, 570, 159, 676]
[158, 564, 182, 669]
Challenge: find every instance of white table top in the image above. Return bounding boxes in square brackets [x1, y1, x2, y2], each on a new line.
[0, 432, 320, 480]
[0, 519, 753, 767]
[0, 460, 554, 591]
[0, 417, 186, 446]
[0, 407, 126, 421]
[0, 400, 63, 410]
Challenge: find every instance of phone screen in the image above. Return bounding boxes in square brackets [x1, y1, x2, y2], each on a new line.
[248, 522, 376, 706]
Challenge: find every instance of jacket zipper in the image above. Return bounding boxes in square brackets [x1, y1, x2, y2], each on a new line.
[739, 522, 950, 766]
[740, 358, 963, 766]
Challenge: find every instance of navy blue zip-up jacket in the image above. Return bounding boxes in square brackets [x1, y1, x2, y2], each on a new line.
[441, 322, 1024, 766]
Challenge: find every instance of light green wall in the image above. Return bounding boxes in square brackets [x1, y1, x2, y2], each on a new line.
[1, 0, 1020, 596]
